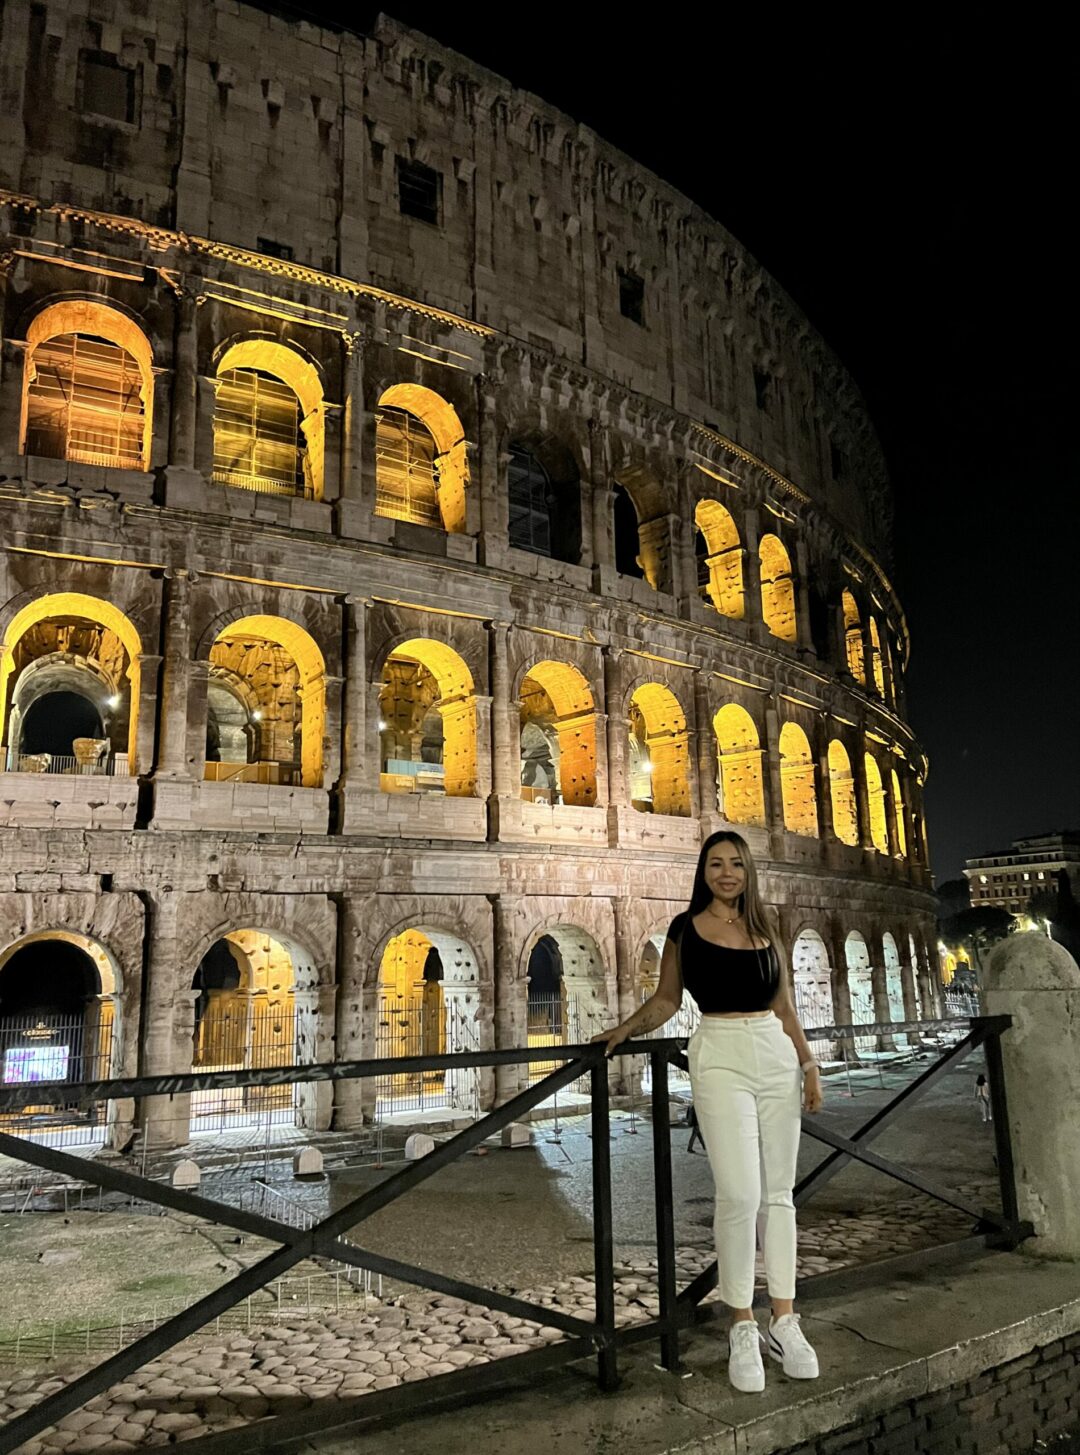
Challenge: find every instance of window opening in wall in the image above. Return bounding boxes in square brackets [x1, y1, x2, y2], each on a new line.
[841, 590, 865, 685]
[256, 237, 294, 261]
[79, 50, 136, 123]
[507, 446, 552, 556]
[830, 442, 845, 479]
[868, 617, 886, 697]
[397, 157, 441, 225]
[375, 406, 443, 527]
[864, 752, 889, 854]
[213, 369, 306, 497]
[613, 483, 644, 578]
[827, 739, 859, 847]
[713, 703, 766, 826]
[694, 500, 744, 618]
[759, 534, 797, 643]
[618, 269, 645, 325]
[779, 721, 818, 838]
[24, 333, 145, 470]
[753, 366, 772, 411]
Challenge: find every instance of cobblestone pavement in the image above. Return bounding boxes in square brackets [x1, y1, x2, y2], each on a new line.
[0, 1053, 1001, 1452]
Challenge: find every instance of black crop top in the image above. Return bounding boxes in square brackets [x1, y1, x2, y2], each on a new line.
[667, 912, 780, 1014]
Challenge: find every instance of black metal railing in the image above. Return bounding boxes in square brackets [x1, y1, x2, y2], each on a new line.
[0, 1015, 1028, 1455]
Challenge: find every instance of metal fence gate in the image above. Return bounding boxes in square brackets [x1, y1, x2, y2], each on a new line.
[0, 1014, 114, 1149]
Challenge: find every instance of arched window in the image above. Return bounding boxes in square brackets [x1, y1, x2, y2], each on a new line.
[779, 721, 818, 837]
[864, 752, 889, 854]
[881, 632, 897, 707]
[379, 639, 476, 798]
[759, 535, 797, 642]
[842, 590, 865, 684]
[891, 768, 907, 857]
[694, 500, 744, 618]
[22, 302, 153, 471]
[613, 483, 644, 578]
[375, 384, 469, 533]
[213, 341, 326, 499]
[628, 684, 690, 816]
[508, 446, 552, 556]
[868, 617, 885, 697]
[713, 703, 766, 826]
[827, 739, 859, 846]
[519, 661, 597, 806]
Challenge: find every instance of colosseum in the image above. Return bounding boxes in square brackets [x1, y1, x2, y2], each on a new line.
[0, 2, 938, 1150]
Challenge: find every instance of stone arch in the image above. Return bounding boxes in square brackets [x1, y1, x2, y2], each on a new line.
[759, 534, 797, 643]
[205, 614, 326, 788]
[523, 923, 610, 1057]
[694, 499, 744, 618]
[842, 589, 865, 684]
[827, 738, 859, 846]
[379, 637, 477, 797]
[375, 924, 482, 1106]
[0, 592, 143, 767]
[628, 681, 691, 817]
[779, 721, 819, 837]
[868, 616, 885, 697]
[713, 702, 766, 825]
[845, 930, 874, 1025]
[882, 930, 905, 1031]
[890, 767, 907, 857]
[214, 338, 326, 500]
[505, 428, 582, 564]
[517, 659, 597, 806]
[376, 383, 468, 533]
[21, 299, 153, 470]
[864, 751, 889, 854]
[791, 927, 833, 1027]
[612, 462, 671, 592]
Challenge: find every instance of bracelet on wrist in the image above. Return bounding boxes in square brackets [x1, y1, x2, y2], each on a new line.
[800, 1060, 819, 1075]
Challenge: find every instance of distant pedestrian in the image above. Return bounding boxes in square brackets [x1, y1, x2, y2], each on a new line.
[974, 1073, 992, 1123]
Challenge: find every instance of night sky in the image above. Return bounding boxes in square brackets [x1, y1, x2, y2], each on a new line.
[288, 5, 1077, 881]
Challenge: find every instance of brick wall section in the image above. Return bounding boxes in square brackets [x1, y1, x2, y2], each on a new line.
[782, 1332, 1080, 1455]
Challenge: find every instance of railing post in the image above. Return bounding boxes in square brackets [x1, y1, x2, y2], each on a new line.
[590, 1054, 619, 1391]
[649, 1045, 680, 1370]
[982, 1021, 1021, 1241]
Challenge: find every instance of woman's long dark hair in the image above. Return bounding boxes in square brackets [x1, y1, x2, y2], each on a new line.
[688, 830, 773, 947]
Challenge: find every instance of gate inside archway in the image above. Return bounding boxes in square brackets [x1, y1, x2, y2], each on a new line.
[189, 930, 316, 1133]
[792, 929, 836, 1060]
[375, 928, 482, 1114]
[882, 932, 908, 1047]
[525, 927, 610, 1086]
[635, 928, 698, 1093]
[0, 933, 118, 1147]
[845, 931, 877, 1057]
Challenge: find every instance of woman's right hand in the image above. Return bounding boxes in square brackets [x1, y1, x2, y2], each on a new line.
[590, 1022, 635, 1058]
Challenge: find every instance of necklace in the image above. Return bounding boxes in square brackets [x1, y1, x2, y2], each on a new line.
[707, 904, 741, 926]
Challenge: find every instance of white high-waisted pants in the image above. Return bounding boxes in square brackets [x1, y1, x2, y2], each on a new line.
[687, 1013, 802, 1308]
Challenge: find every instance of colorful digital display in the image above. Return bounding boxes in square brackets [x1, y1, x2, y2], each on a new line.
[2, 1044, 69, 1084]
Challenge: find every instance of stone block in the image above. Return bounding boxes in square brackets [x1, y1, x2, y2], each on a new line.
[293, 1145, 324, 1179]
[500, 1122, 532, 1148]
[404, 1133, 436, 1160]
[172, 1158, 201, 1189]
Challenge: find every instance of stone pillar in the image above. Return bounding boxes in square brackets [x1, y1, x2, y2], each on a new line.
[333, 896, 376, 1129]
[793, 540, 813, 651]
[603, 647, 626, 833]
[487, 621, 515, 800]
[854, 746, 874, 852]
[743, 508, 765, 632]
[168, 288, 199, 470]
[153, 570, 195, 778]
[492, 894, 527, 1104]
[473, 695, 493, 799]
[131, 653, 162, 777]
[590, 421, 614, 574]
[862, 618, 880, 699]
[883, 770, 901, 859]
[817, 724, 836, 843]
[611, 896, 638, 1095]
[136, 894, 193, 1149]
[984, 935, 1080, 1256]
[693, 672, 718, 818]
[867, 928, 896, 1051]
[763, 704, 785, 846]
[337, 595, 369, 788]
[477, 379, 504, 563]
[340, 333, 365, 504]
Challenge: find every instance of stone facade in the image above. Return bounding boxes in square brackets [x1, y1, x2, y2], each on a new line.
[0, 2, 937, 1146]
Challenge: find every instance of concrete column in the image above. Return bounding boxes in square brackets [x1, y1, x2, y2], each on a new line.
[492, 894, 527, 1104]
[340, 333, 365, 503]
[168, 288, 199, 470]
[153, 570, 195, 778]
[984, 935, 1080, 1256]
[693, 672, 719, 817]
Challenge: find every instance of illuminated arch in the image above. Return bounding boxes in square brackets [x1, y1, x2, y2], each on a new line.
[842, 590, 865, 684]
[791, 928, 833, 1028]
[376, 925, 481, 1104]
[214, 339, 326, 499]
[0, 593, 143, 763]
[628, 682, 691, 816]
[210, 615, 326, 787]
[694, 500, 744, 618]
[868, 617, 885, 697]
[21, 300, 153, 471]
[376, 384, 469, 534]
[713, 703, 766, 826]
[613, 464, 669, 592]
[380, 638, 476, 797]
[519, 660, 597, 807]
[864, 751, 889, 854]
[759, 535, 797, 642]
[845, 930, 874, 1025]
[827, 739, 858, 846]
[779, 721, 818, 837]
[891, 767, 908, 857]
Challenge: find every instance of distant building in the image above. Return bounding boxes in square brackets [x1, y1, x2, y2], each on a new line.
[964, 833, 1080, 915]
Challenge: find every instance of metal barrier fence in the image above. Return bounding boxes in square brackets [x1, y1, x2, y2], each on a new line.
[0, 1015, 1029, 1455]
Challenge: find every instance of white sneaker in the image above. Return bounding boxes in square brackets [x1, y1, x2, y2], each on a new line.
[768, 1313, 819, 1379]
[728, 1319, 765, 1392]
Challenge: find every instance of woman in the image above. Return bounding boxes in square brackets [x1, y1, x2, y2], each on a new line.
[592, 830, 824, 1393]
